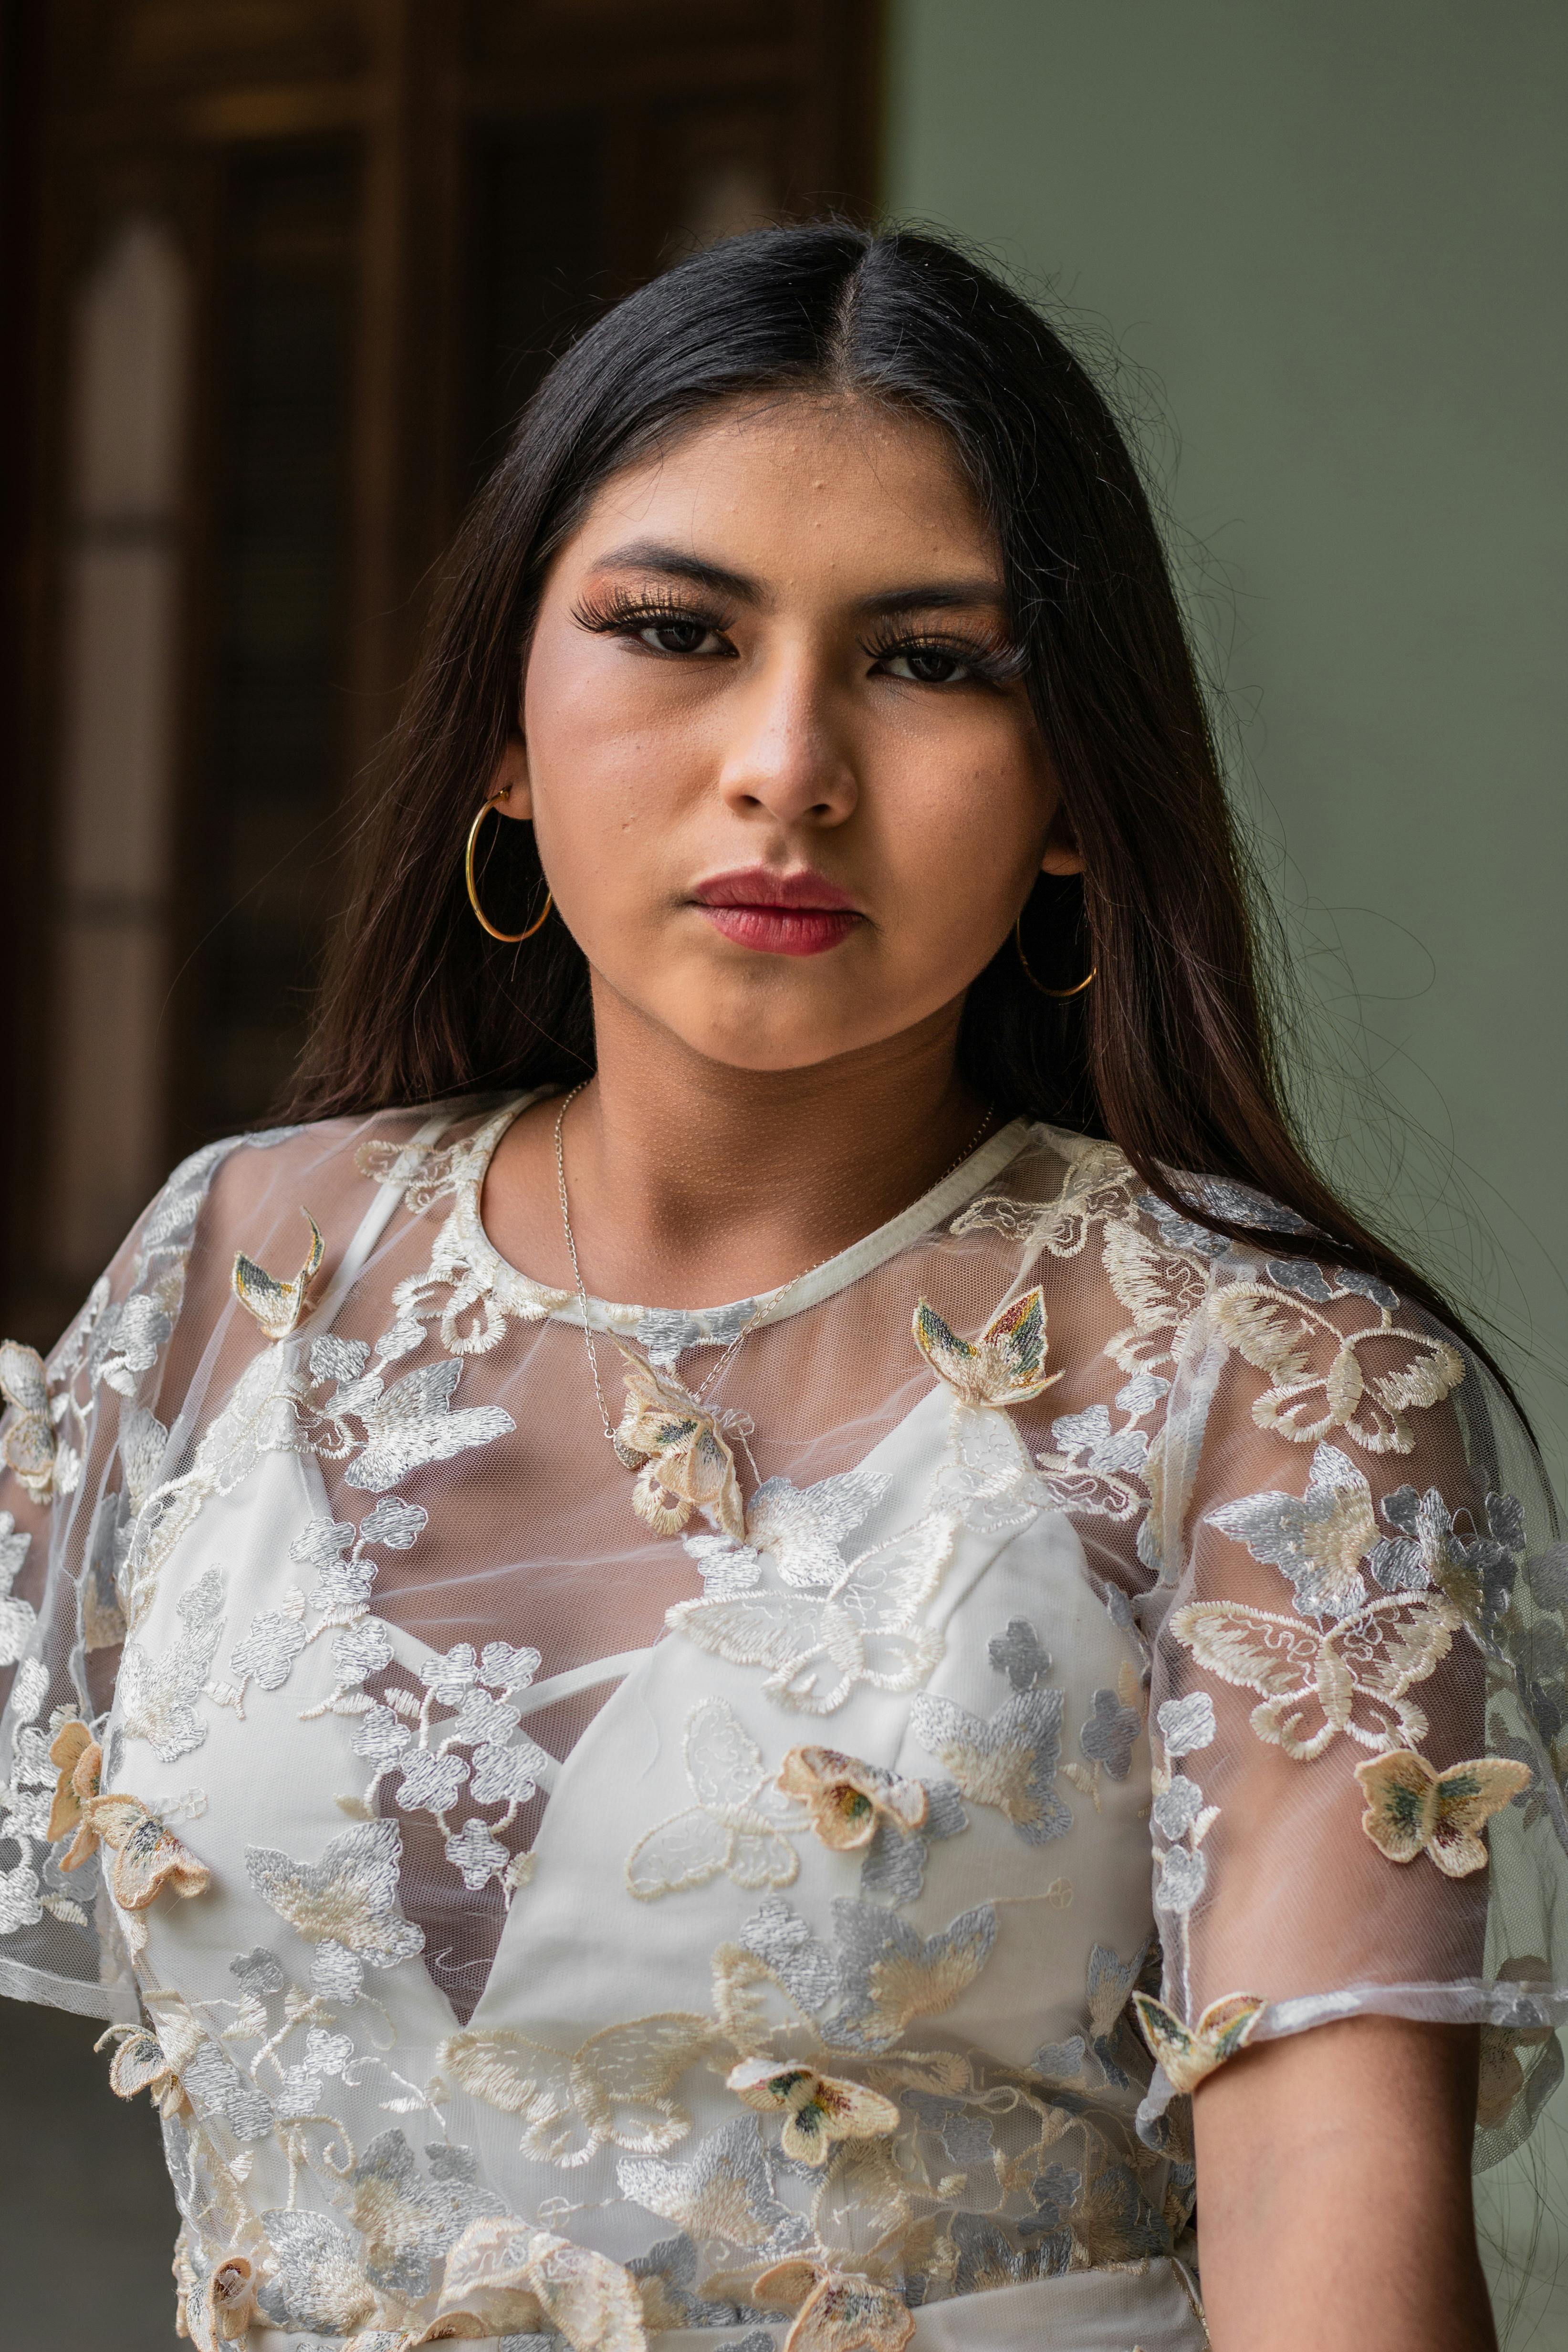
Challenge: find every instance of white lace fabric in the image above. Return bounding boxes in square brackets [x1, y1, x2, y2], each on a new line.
[0, 1096, 1564, 2348]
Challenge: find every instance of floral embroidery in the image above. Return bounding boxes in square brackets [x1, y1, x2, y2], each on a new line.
[1353, 1749, 1532, 1876]
[1205, 1442, 1379, 1621]
[434, 2214, 648, 2350]
[231, 1208, 325, 1340]
[1079, 1675, 1143, 1781]
[0, 1341, 57, 1503]
[119, 1565, 228, 1762]
[726, 2059, 900, 2165]
[912, 1288, 1056, 1410]
[627, 1698, 801, 1901]
[1038, 1381, 1165, 1524]
[1032, 1942, 1153, 2096]
[1206, 1272, 1465, 1454]
[910, 1686, 1071, 1844]
[83, 1790, 211, 1909]
[753, 2260, 913, 2352]
[617, 2115, 809, 2258]
[729, 1894, 997, 2053]
[1131, 1990, 1266, 2095]
[46, 1718, 101, 1861]
[669, 1497, 955, 1717]
[255, 2208, 380, 2334]
[1171, 1589, 1462, 1761]
[0, 1510, 36, 1661]
[99, 2021, 190, 2116]
[441, 2012, 717, 2166]
[246, 1818, 424, 2000]
[205, 2252, 257, 2343]
[857, 1779, 968, 1907]
[346, 2130, 492, 2300]
[349, 1637, 547, 1893]
[613, 1348, 745, 1539]
[987, 1616, 1052, 1692]
[776, 1746, 928, 1852]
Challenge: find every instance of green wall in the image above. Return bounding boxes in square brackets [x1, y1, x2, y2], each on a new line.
[886, 3, 1568, 2321]
[886, 0, 1568, 1488]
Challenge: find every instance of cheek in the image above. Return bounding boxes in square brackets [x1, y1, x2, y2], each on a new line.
[867, 720, 1050, 937]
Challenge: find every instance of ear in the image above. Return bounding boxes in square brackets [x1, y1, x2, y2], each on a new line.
[487, 730, 533, 820]
[1039, 803, 1085, 879]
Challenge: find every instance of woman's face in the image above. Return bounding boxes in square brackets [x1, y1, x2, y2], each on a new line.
[500, 394, 1079, 1074]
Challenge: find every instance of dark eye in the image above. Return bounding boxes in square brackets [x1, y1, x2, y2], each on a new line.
[884, 647, 972, 685]
[637, 618, 727, 656]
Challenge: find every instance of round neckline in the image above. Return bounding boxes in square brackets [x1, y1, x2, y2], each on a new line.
[445, 1092, 1033, 1341]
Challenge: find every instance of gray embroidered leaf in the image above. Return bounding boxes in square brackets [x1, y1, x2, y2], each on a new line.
[359, 1496, 428, 1550]
[1156, 1692, 1215, 1758]
[230, 1603, 308, 1693]
[445, 1818, 509, 1889]
[394, 1748, 469, 1813]
[119, 1566, 227, 1762]
[0, 1512, 36, 1669]
[1156, 1842, 1208, 1914]
[987, 1616, 1051, 1692]
[256, 2210, 376, 2333]
[1152, 1774, 1205, 1839]
[859, 1777, 968, 1906]
[469, 1737, 550, 1807]
[230, 1945, 285, 1996]
[1080, 1687, 1141, 1779]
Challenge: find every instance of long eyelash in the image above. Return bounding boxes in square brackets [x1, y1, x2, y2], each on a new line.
[571, 583, 732, 636]
[860, 621, 1026, 684]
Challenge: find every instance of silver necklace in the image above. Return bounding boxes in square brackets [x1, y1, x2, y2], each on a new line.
[554, 1084, 997, 1454]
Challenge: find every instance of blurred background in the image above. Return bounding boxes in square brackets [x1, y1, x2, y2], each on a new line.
[0, 1, 1563, 2342]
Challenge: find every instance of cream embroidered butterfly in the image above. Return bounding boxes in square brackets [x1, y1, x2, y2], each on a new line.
[1354, 1748, 1532, 1877]
[911, 1286, 1058, 1410]
[613, 1348, 745, 1540]
[441, 2012, 717, 2167]
[231, 1208, 324, 1341]
[726, 2059, 900, 2166]
[626, 1699, 802, 1901]
[1132, 1990, 1267, 2095]
[1170, 1590, 1462, 1761]
[0, 1339, 57, 1503]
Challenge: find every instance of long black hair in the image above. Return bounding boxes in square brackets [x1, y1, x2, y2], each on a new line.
[284, 221, 1523, 1409]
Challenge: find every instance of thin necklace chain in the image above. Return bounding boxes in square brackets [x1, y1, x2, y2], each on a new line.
[554, 1084, 997, 1451]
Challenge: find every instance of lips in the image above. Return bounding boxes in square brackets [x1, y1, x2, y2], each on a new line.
[692, 867, 863, 958]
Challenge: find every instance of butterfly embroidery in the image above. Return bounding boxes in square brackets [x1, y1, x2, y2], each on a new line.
[669, 1505, 953, 1716]
[1353, 1748, 1532, 1877]
[231, 1208, 325, 1341]
[614, 1348, 744, 1540]
[752, 2260, 915, 2352]
[726, 2059, 900, 2166]
[912, 1287, 1058, 1409]
[910, 1686, 1072, 1845]
[435, 2216, 647, 2351]
[441, 2012, 717, 2167]
[1131, 1990, 1267, 2094]
[626, 1699, 802, 1901]
[0, 1339, 57, 1503]
[82, 1793, 211, 1910]
[1170, 1590, 1462, 1761]
[776, 1745, 928, 1852]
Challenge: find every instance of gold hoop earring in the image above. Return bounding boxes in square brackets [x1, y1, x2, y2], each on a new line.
[465, 792, 552, 942]
[1014, 915, 1096, 998]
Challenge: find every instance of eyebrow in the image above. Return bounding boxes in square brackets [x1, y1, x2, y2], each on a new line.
[590, 538, 1008, 617]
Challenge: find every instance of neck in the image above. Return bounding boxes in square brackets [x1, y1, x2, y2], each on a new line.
[484, 988, 994, 1308]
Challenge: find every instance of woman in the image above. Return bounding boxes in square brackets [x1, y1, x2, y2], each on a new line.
[0, 225, 1562, 2352]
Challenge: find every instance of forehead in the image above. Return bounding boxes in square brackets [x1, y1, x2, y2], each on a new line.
[565, 394, 996, 578]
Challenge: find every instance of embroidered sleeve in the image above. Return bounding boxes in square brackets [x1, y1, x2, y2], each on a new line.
[1142, 1244, 1567, 2155]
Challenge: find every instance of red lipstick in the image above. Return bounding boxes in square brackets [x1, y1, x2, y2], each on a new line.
[692, 867, 863, 958]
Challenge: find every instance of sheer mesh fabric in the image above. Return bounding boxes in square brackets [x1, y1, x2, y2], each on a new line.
[2, 1094, 1566, 2161]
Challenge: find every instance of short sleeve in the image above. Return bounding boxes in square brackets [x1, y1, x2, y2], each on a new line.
[0, 1136, 249, 2018]
[1141, 1242, 1568, 2166]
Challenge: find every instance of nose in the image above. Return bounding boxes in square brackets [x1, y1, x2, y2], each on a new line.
[714, 647, 858, 827]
